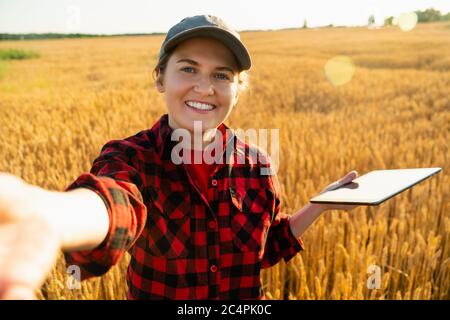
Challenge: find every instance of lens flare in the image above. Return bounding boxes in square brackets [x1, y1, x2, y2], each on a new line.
[324, 56, 355, 86]
[398, 12, 418, 32]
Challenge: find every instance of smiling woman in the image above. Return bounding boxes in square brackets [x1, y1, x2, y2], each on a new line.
[56, 15, 315, 300]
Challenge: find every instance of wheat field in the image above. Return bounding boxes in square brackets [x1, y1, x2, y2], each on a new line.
[0, 22, 449, 300]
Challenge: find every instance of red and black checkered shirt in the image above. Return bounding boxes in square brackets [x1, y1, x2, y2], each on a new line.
[63, 114, 304, 299]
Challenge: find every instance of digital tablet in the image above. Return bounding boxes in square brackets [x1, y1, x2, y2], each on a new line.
[309, 167, 442, 206]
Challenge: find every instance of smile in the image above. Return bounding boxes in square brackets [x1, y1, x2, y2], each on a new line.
[185, 100, 216, 112]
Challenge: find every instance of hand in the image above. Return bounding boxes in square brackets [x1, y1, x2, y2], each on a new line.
[0, 173, 61, 300]
[316, 170, 360, 212]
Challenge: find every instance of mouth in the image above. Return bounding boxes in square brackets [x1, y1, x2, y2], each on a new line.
[185, 100, 216, 113]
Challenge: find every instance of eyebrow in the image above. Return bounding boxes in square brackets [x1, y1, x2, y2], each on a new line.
[176, 58, 235, 74]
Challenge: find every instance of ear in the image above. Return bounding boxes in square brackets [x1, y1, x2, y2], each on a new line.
[155, 69, 165, 93]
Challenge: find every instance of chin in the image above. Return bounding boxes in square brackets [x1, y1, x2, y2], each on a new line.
[186, 119, 220, 132]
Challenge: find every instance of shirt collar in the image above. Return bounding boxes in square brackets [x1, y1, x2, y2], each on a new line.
[151, 114, 235, 163]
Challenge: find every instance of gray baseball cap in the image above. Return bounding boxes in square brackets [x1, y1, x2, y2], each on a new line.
[158, 15, 251, 70]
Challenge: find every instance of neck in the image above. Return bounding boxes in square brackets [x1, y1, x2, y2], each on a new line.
[191, 127, 218, 150]
[167, 116, 219, 150]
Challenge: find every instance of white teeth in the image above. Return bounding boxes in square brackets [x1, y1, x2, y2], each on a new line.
[186, 101, 215, 111]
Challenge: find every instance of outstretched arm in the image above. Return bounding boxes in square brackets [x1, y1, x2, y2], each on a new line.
[0, 173, 109, 300]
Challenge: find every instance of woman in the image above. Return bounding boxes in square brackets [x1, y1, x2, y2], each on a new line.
[0, 15, 358, 300]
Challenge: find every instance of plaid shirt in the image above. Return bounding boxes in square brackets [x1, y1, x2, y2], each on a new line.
[64, 114, 304, 299]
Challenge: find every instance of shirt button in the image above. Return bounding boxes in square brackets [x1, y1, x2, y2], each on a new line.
[211, 179, 218, 187]
[208, 220, 216, 229]
[210, 265, 218, 273]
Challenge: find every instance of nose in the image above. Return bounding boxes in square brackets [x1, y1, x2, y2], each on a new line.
[194, 76, 214, 96]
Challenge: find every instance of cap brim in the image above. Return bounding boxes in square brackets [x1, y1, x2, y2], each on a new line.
[162, 26, 251, 70]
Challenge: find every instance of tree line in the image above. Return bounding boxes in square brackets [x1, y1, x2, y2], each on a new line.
[0, 32, 164, 41]
[384, 8, 450, 25]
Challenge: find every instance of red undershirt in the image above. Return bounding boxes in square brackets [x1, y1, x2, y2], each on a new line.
[184, 149, 217, 199]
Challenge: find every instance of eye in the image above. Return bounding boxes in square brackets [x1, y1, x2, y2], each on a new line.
[181, 66, 195, 73]
[215, 72, 230, 80]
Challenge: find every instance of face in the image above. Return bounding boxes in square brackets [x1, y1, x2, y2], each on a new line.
[156, 37, 240, 133]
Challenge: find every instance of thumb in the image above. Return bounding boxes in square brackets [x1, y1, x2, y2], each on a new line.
[320, 170, 359, 194]
[339, 170, 358, 184]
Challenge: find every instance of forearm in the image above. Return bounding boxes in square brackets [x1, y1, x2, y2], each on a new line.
[288, 203, 327, 238]
[29, 185, 109, 252]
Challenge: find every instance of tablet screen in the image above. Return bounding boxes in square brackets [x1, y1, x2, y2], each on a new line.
[310, 167, 442, 206]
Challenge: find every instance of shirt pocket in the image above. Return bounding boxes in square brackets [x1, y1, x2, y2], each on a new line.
[146, 189, 191, 259]
[229, 186, 272, 253]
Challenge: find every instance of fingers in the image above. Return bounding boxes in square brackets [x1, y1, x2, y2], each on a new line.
[0, 218, 61, 300]
[0, 285, 36, 300]
[348, 170, 358, 179]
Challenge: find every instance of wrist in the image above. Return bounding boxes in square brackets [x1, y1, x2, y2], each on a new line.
[289, 202, 327, 238]
[25, 184, 110, 251]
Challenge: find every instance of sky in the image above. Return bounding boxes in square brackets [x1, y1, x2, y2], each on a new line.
[1, 0, 449, 34]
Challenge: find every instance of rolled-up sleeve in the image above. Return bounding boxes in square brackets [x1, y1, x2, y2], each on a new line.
[261, 173, 304, 269]
[63, 140, 147, 280]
